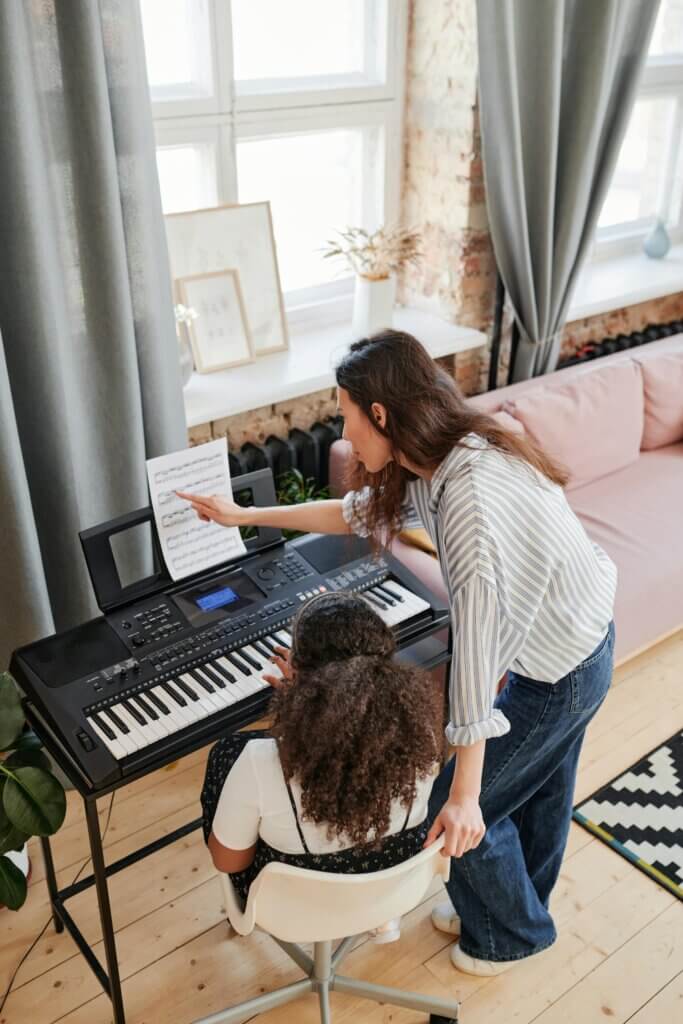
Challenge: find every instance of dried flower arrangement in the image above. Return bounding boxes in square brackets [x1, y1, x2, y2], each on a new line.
[322, 225, 422, 281]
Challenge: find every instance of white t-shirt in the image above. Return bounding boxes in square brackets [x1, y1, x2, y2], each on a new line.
[211, 737, 438, 854]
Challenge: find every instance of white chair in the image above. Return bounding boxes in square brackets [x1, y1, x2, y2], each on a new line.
[193, 837, 459, 1024]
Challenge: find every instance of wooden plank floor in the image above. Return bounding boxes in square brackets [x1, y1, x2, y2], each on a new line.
[2, 631, 682, 1024]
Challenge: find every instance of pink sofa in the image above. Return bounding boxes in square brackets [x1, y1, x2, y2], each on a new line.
[329, 335, 683, 666]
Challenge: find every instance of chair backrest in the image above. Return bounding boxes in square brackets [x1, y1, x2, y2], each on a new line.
[221, 837, 450, 942]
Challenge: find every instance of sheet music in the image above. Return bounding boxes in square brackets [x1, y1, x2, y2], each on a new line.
[146, 438, 246, 581]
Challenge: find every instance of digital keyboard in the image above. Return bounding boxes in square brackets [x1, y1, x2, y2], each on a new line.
[10, 470, 450, 794]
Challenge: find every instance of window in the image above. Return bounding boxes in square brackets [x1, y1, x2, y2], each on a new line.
[141, 0, 407, 324]
[595, 0, 683, 256]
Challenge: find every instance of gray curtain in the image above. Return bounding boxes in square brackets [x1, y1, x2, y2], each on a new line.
[0, 1, 186, 668]
[476, 0, 660, 381]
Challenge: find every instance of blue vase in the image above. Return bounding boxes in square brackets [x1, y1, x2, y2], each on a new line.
[643, 219, 671, 259]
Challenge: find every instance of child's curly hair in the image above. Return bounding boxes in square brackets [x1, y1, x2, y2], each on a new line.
[270, 591, 442, 848]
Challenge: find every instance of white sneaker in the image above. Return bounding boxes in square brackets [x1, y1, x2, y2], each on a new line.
[370, 918, 401, 944]
[450, 942, 515, 976]
[431, 900, 461, 936]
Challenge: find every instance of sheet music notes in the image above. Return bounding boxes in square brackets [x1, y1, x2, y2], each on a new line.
[146, 438, 246, 581]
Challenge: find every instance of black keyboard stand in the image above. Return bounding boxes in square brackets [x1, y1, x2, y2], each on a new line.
[25, 629, 451, 1024]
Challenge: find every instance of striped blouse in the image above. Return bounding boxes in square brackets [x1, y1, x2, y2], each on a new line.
[342, 434, 617, 747]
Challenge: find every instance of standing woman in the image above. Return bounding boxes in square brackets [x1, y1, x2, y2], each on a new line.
[180, 330, 617, 976]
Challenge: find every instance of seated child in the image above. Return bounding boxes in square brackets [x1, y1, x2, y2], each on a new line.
[200, 591, 442, 936]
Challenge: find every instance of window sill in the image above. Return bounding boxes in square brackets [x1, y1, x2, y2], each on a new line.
[183, 307, 487, 428]
[567, 243, 683, 322]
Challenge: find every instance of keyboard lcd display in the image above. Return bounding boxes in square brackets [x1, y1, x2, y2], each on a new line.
[195, 587, 239, 612]
[173, 568, 263, 626]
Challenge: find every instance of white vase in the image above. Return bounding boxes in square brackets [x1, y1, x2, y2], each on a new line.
[352, 275, 396, 337]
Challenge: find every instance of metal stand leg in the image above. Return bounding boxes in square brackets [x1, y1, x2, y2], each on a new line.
[40, 836, 64, 934]
[84, 796, 126, 1024]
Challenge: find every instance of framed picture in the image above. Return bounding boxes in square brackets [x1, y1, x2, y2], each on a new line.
[176, 270, 254, 373]
[165, 202, 289, 356]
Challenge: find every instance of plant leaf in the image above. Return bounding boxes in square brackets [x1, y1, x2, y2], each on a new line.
[5, 748, 53, 773]
[3, 767, 66, 836]
[0, 802, 29, 855]
[0, 853, 27, 910]
[14, 729, 43, 752]
[0, 672, 25, 750]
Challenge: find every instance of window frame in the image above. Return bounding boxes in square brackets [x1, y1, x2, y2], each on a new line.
[593, 50, 683, 260]
[143, 0, 408, 328]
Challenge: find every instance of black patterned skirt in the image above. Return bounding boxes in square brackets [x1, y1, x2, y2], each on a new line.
[200, 732, 429, 905]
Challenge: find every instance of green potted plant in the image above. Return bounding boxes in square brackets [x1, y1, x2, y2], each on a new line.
[0, 671, 66, 911]
[276, 469, 330, 540]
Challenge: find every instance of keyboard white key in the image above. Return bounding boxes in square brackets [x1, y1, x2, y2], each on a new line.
[175, 675, 215, 718]
[87, 714, 128, 760]
[100, 708, 139, 755]
[194, 666, 239, 708]
[127, 699, 167, 743]
[214, 657, 255, 699]
[180, 672, 226, 714]
[162, 681, 204, 724]
[132, 694, 174, 738]
[153, 684, 195, 728]
[218, 655, 265, 696]
[181, 671, 227, 712]
[112, 702, 151, 750]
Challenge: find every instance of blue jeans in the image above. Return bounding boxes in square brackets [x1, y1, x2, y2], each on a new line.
[429, 620, 615, 962]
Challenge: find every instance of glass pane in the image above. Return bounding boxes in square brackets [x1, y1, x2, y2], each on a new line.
[597, 96, 677, 229]
[140, 0, 213, 98]
[156, 144, 218, 214]
[232, 0, 369, 82]
[237, 129, 379, 293]
[648, 0, 683, 57]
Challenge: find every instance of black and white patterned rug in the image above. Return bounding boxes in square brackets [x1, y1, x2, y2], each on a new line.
[573, 729, 683, 900]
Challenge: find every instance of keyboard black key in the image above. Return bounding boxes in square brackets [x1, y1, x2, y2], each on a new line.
[175, 676, 200, 701]
[103, 707, 129, 734]
[260, 636, 279, 653]
[201, 664, 227, 688]
[189, 669, 215, 694]
[123, 699, 147, 726]
[209, 660, 236, 685]
[225, 651, 252, 675]
[134, 693, 159, 720]
[148, 689, 170, 715]
[374, 585, 397, 605]
[364, 591, 387, 611]
[238, 648, 262, 671]
[253, 640, 272, 659]
[92, 712, 115, 740]
[381, 582, 404, 601]
[162, 681, 187, 707]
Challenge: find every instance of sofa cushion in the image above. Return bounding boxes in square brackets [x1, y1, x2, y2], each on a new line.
[633, 351, 683, 450]
[568, 443, 683, 662]
[508, 360, 644, 491]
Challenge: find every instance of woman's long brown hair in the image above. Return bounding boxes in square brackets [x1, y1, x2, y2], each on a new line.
[335, 330, 569, 543]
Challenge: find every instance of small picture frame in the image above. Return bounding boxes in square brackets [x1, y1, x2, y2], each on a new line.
[176, 270, 254, 373]
[165, 202, 289, 356]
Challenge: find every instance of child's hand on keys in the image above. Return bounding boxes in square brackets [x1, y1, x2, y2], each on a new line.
[175, 491, 246, 527]
[263, 646, 294, 689]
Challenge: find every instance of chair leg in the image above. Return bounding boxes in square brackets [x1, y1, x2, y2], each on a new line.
[331, 934, 361, 970]
[313, 940, 333, 982]
[317, 981, 332, 1024]
[192, 978, 314, 1024]
[333, 975, 459, 1020]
